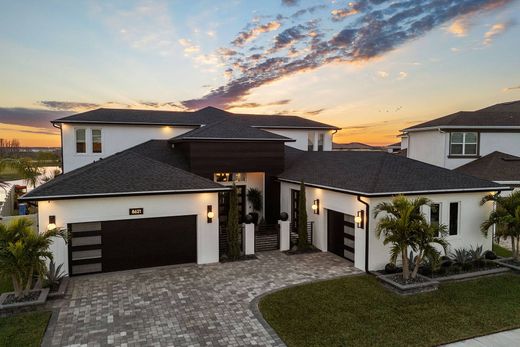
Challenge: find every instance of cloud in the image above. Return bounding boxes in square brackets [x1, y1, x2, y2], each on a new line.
[231, 21, 281, 46]
[229, 99, 291, 108]
[503, 85, 520, 92]
[483, 20, 515, 45]
[38, 101, 100, 112]
[178, 38, 200, 53]
[397, 71, 408, 80]
[331, 5, 361, 22]
[183, 0, 512, 109]
[282, 0, 299, 6]
[376, 71, 389, 79]
[0, 108, 72, 129]
[447, 17, 472, 37]
[0, 127, 58, 136]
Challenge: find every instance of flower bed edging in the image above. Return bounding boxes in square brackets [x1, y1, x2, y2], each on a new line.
[435, 267, 510, 282]
[47, 277, 69, 299]
[377, 273, 439, 295]
[493, 258, 520, 271]
[0, 288, 49, 310]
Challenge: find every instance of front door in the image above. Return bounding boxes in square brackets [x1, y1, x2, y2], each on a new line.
[327, 210, 355, 262]
[218, 185, 246, 226]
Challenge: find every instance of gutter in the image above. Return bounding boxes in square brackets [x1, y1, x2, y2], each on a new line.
[357, 195, 370, 273]
[52, 122, 64, 172]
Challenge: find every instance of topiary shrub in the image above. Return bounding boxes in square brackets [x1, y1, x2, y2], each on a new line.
[384, 263, 399, 274]
[484, 250, 497, 260]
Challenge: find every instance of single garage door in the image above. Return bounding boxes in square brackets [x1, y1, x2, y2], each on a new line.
[69, 215, 197, 275]
[327, 210, 355, 262]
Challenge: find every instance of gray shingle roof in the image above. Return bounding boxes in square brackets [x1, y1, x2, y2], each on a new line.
[21, 146, 226, 200]
[52, 106, 339, 129]
[455, 151, 520, 182]
[280, 148, 504, 196]
[404, 100, 520, 131]
[170, 118, 293, 142]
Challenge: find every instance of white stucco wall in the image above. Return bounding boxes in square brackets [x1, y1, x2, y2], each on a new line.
[261, 129, 333, 151]
[407, 130, 520, 169]
[61, 123, 196, 172]
[38, 192, 219, 275]
[280, 182, 494, 272]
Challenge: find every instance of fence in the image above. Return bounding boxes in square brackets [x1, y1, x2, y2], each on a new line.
[219, 224, 245, 257]
[290, 221, 314, 247]
[255, 224, 280, 252]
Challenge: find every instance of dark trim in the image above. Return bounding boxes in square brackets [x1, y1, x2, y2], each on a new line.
[252, 126, 340, 130]
[170, 138, 294, 143]
[52, 120, 202, 127]
[357, 195, 370, 273]
[276, 178, 506, 197]
[448, 155, 481, 159]
[52, 123, 64, 172]
[19, 188, 230, 202]
[443, 128, 520, 133]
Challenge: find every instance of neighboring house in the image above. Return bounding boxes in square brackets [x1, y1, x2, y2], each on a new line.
[332, 142, 383, 151]
[55, 107, 338, 173]
[455, 151, 520, 190]
[20, 107, 505, 275]
[401, 100, 520, 169]
[384, 142, 401, 153]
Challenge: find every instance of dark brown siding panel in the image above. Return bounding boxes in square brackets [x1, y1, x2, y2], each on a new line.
[186, 141, 285, 176]
[101, 215, 196, 272]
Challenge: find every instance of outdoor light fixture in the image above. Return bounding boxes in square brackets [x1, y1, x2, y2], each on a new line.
[355, 210, 364, 229]
[207, 205, 214, 223]
[47, 215, 57, 231]
[312, 199, 319, 214]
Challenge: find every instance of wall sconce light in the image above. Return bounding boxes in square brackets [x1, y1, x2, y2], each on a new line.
[47, 215, 57, 231]
[312, 199, 319, 215]
[355, 210, 364, 229]
[207, 205, 214, 223]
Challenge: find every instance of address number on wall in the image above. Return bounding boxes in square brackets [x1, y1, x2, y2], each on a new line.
[129, 208, 144, 215]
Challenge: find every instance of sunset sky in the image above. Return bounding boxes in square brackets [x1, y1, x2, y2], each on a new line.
[1, 0, 519, 147]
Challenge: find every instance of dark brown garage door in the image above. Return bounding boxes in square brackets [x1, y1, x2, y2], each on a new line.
[327, 210, 355, 262]
[69, 215, 197, 275]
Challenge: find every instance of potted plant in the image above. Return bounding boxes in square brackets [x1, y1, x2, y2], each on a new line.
[246, 187, 262, 225]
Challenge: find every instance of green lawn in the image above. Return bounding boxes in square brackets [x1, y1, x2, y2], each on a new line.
[259, 274, 520, 347]
[0, 311, 51, 347]
[493, 243, 513, 258]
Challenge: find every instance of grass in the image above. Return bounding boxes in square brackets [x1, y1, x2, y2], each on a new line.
[493, 243, 513, 258]
[259, 274, 520, 347]
[0, 311, 51, 347]
[0, 166, 21, 181]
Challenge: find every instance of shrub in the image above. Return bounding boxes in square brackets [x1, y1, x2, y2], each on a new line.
[384, 263, 398, 274]
[469, 245, 485, 267]
[484, 250, 497, 260]
[44, 260, 65, 290]
[450, 248, 473, 271]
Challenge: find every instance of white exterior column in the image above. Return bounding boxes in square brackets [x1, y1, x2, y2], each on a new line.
[279, 220, 290, 251]
[243, 223, 255, 255]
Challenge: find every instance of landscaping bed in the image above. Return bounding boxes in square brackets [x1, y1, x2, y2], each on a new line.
[284, 246, 321, 256]
[494, 257, 520, 271]
[258, 274, 520, 347]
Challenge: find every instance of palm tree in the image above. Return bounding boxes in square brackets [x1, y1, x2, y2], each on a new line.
[0, 158, 43, 188]
[374, 195, 447, 280]
[0, 218, 65, 298]
[481, 191, 520, 261]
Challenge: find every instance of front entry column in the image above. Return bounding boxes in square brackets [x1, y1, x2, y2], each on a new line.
[243, 223, 255, 255]
[279, 220, 290, 251]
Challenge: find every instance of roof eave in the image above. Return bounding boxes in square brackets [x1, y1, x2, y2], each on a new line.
[169, 137, 295, 143]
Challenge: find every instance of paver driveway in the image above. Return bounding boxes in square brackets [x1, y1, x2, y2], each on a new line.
[45, 251, 360, 347]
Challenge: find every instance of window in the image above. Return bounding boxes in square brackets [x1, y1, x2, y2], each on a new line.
[308, 132, 315, 151]
[317, 133, 324, 151]
[449, 202, 459, 236]
[75, 129, 86, 153]
[214, 172, 246, 183]
[430, 203, 440, 227]
[450, 132, 478, 156]
[92, 129, 102, 153]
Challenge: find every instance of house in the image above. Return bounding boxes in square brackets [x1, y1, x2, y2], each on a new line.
[455, 151, 520, 189]
[401, 100, 520, 170]
[332, 142, 383, 151]
[20, 107, 506, 275]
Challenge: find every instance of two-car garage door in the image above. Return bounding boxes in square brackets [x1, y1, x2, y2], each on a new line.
[69, 215, 197, 275]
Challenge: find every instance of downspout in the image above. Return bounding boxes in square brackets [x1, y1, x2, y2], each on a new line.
[357, 195, 370, 273]
[52, 123, 64, 172]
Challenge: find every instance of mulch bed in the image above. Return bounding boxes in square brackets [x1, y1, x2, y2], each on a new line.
[385, 274, 430, 285]
[284, 247, 321, 256]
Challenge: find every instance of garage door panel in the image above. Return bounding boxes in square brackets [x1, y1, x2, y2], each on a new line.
[101, 215, 197, 273]
[69, 215, 197, 275]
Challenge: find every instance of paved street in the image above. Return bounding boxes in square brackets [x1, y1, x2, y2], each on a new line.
[45, 251, 359, 347]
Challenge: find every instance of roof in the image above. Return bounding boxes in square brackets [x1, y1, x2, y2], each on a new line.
[52, 106, 339, 130]
[21, 144, 227, 200]
[332, 142, 382, 150]
[455, 151, 520, 182]
[386, 142, 401, 148]
[169, 118, 293, 142]
[404, 100, 520, 131]
[279, 149, 504, 196]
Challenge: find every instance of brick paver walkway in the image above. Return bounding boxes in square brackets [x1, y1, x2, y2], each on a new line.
[44, 251, 360, 346]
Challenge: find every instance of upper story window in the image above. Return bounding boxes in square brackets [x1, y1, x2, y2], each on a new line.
[214, 172, 246, 183]
[308, 132, 315, 151]
[75, 129, 86, 153]
[317, 133, 324, 151]
[92, 129, 102, 153]
[430, 203, 440, 227]
[449, 132, 478, 156]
